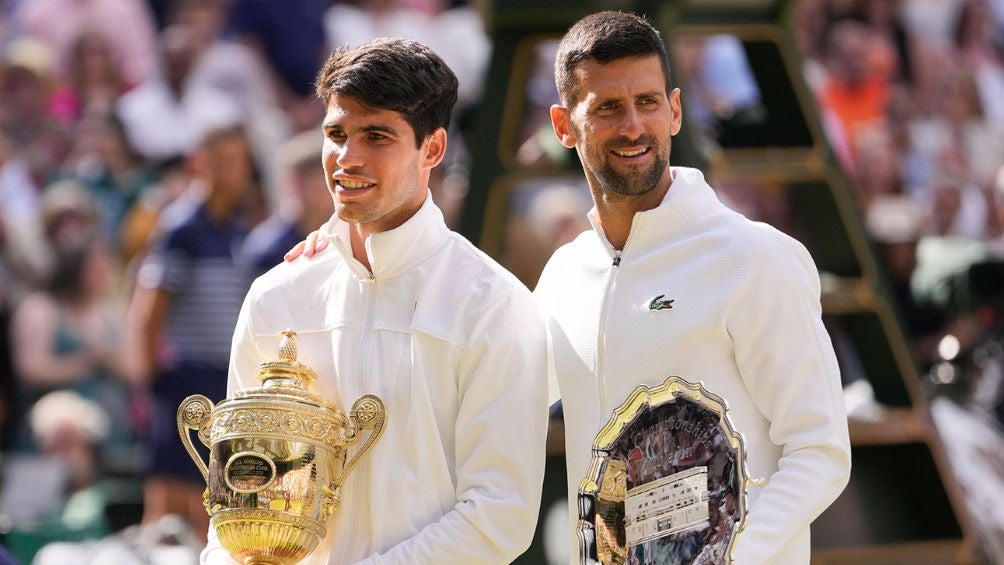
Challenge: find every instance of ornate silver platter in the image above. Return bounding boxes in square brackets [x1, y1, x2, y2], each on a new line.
[577, 376, 758, 564]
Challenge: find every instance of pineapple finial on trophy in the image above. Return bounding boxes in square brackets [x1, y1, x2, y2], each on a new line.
[279, 329, 298, 362]
[255, 329, 317, 390]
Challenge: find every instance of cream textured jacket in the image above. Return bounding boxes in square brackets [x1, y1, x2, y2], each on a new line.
[534, 167, 851, 564]
[203, 195, 548, 564]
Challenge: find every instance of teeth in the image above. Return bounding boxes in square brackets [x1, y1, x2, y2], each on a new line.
[614, 148, 648, 157]
[339, 180, 374, 189]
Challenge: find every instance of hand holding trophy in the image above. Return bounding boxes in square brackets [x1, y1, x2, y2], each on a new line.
[177, 330, 386, 565]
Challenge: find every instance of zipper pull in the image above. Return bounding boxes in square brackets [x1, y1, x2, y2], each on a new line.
[612, 251, 622, 267]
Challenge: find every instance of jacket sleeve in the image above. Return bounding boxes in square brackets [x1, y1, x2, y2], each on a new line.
[353, 287, 549, 565]
[727, 233, 852, 563]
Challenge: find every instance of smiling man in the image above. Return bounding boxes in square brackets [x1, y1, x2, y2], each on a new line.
[202, 38, 547, 564]
[533, 11, 851, 564]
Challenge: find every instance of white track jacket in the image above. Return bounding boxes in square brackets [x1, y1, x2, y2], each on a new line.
[202, 195, 548, 564]
[534, 167, 851, 564]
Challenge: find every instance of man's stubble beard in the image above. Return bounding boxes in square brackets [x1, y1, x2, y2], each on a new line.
[583, 130, 669, 198]
[595, 152, 667, 197]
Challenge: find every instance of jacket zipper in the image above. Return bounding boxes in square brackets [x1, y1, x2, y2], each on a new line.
[342, 244, 377, 562]
[596, 225, 637, 416]
[596, 252, 620, 412]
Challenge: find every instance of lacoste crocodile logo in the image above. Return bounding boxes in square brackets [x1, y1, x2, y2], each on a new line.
[648, 294, 674, 311]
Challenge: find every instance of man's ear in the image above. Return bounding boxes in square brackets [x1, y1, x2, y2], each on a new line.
[422, 128, 448, 169]
[550, 104, 578, 148]
[669, 87, 683, 137]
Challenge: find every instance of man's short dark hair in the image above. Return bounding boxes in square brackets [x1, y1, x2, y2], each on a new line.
[554, 11, 672, 106]
[314, 38, 459, 147]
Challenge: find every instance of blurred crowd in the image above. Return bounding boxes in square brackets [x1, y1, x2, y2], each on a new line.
[0, 0, 488, 563]
[798, 0, 1004, 557]
[797, 0, 1004, 361]
[3, 0, 1004, 562]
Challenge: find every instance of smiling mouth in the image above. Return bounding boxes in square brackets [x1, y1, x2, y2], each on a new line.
[611, 147, 650, 158]
[337, 179, 376, 189]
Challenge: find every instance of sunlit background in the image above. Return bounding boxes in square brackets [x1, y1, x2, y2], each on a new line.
[0, 0, 1003, 563]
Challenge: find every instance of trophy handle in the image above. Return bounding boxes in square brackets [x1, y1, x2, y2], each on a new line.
[177, 394, 215, 482]
[335, 395, 386, 488]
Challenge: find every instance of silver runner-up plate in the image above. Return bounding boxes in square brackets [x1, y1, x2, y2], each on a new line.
[577, 376, 755, 565]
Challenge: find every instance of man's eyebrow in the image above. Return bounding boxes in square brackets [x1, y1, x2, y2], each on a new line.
[360, 124, 398, 136]
[321, 122, 399, 136]
[589, 95, 622, 108]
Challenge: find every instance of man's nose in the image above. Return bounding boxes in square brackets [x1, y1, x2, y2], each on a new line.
[335, 137, 364, 169]
[619, 106, 644, 140]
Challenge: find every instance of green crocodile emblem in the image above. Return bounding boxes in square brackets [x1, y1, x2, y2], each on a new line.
[648, 294, 674, 311]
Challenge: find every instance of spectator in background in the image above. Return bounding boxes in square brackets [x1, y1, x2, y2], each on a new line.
[13, 0, 158, 87]
[911, 170, 993, 327]
[117, 23, 241, 163]
[129, 126, 252, 542]
[29, 390, 111, 511]
[501, 182, 589, 288]
[241, 129, 332, 277]
[954, 0, 1004, 130]
[63, 111, 155, 256]
[323, 0, 491, 113]
[925, 158, 989, 240]
[0, 126, 49, 293]
[851, 125, 906, 212]
[817, 18, 893, 171]
[865, 195, 945, 356]
[860, 0, 914, 86]
[226, 0, 328, 132]
[52, 29, 129, 122]
[8, 181, 137, 456]
[169, 0, 291, 213]
[0, 38, 72, 187]
[908, 52, 1002, 200]
[1, 391, 114, 561]
[118, 156, 194, 267]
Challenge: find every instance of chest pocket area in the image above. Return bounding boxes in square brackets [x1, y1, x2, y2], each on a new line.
[368, 321, 414, 424]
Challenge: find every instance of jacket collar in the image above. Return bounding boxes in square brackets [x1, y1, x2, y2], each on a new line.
[325, 191, 449, 280]
[586, 166, 723, 259]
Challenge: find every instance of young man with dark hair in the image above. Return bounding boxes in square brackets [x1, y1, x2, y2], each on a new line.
[536, 11, 851, 563]
[203, 38, 547, 564]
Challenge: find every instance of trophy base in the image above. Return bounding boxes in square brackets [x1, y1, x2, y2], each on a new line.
[215, 508, 328, 565]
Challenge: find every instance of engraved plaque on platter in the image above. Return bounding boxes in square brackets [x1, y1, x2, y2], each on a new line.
[577, 376, 757, 565]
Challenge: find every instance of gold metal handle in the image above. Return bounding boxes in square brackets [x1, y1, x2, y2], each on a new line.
[177, 394, 215, 482]
[334, 394, 386, 488]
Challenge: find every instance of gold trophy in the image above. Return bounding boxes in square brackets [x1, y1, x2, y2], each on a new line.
[178, 330, 386, 565]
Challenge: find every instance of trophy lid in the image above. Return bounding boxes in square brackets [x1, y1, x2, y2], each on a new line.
[256, 329, 318, 390]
